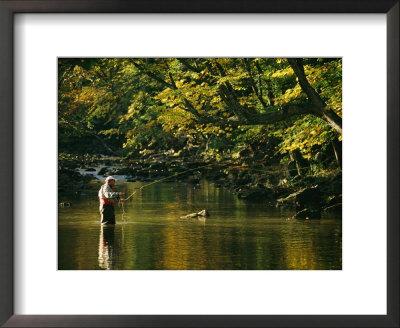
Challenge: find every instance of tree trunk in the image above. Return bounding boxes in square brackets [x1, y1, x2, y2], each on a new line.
[243, 58, 268, 109]
[331, 138, 342, 169]
[287, 58, 342, 135]
[290, 149, 309, 176]
[321, 109, 343, 135]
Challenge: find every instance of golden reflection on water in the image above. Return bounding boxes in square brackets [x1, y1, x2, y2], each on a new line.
[58, 180, 341, 270]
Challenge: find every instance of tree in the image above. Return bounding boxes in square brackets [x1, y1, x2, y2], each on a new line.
[58, 57, 342, 168]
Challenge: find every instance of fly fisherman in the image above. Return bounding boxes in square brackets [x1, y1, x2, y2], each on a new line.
[98, 176, 125, 225]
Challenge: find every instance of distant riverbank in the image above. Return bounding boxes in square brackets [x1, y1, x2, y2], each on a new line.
[58, 152, 342, 220]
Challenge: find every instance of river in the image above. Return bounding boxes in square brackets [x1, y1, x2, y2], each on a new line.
[58, 179, 342, 270]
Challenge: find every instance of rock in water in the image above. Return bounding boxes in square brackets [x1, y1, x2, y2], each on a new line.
[180, 209, 210, 219]
[180, 213, 198, 219]
[197, 209, 209, 217]
[59, 202, 72, 207]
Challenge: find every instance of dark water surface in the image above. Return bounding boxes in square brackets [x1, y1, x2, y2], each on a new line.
[58, 180, 342, 270]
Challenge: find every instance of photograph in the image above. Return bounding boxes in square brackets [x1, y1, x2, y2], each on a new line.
[1, 0, 397, 324]
[58, 57, 342, 270]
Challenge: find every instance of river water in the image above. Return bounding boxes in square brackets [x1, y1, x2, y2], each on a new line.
[58, 180, 342, 270]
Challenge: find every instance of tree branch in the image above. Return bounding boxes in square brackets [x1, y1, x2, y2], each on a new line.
[244, 104, 318, 125]
[201, 104, 318, 128]
[178, 58, 201, 73]
[212, 60, 254, 119]
[287, 58, 342, 135]
[287, 58, 326, 108]
[131, 60, 175, 89]
[132, 60, 202, 120]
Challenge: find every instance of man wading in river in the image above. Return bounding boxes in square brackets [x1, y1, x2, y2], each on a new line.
[98, 176, 125, 225]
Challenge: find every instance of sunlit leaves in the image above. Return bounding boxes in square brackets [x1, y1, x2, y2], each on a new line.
[277, 115, 335, 159]
[59, 57, 342, 162]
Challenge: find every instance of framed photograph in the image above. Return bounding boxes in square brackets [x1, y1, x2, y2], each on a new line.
[1, 1, 398, 327]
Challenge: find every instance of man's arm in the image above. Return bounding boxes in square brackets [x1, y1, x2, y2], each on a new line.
[102, 185, 120, 199]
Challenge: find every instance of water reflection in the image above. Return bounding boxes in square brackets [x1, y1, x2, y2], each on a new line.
[98, 225, 116, 270]
[58, 180, 342, 270]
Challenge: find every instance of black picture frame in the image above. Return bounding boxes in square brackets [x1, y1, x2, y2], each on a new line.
[0, 1, 398, 327]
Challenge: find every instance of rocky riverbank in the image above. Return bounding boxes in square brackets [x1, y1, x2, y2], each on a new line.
[58, 153, 342, 219]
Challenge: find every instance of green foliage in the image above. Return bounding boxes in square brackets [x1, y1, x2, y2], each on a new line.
[58, 57, 342, 167]
[276, 115, 336, 159]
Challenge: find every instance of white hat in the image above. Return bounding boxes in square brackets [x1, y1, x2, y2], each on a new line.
[105, 176, 116, 181]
